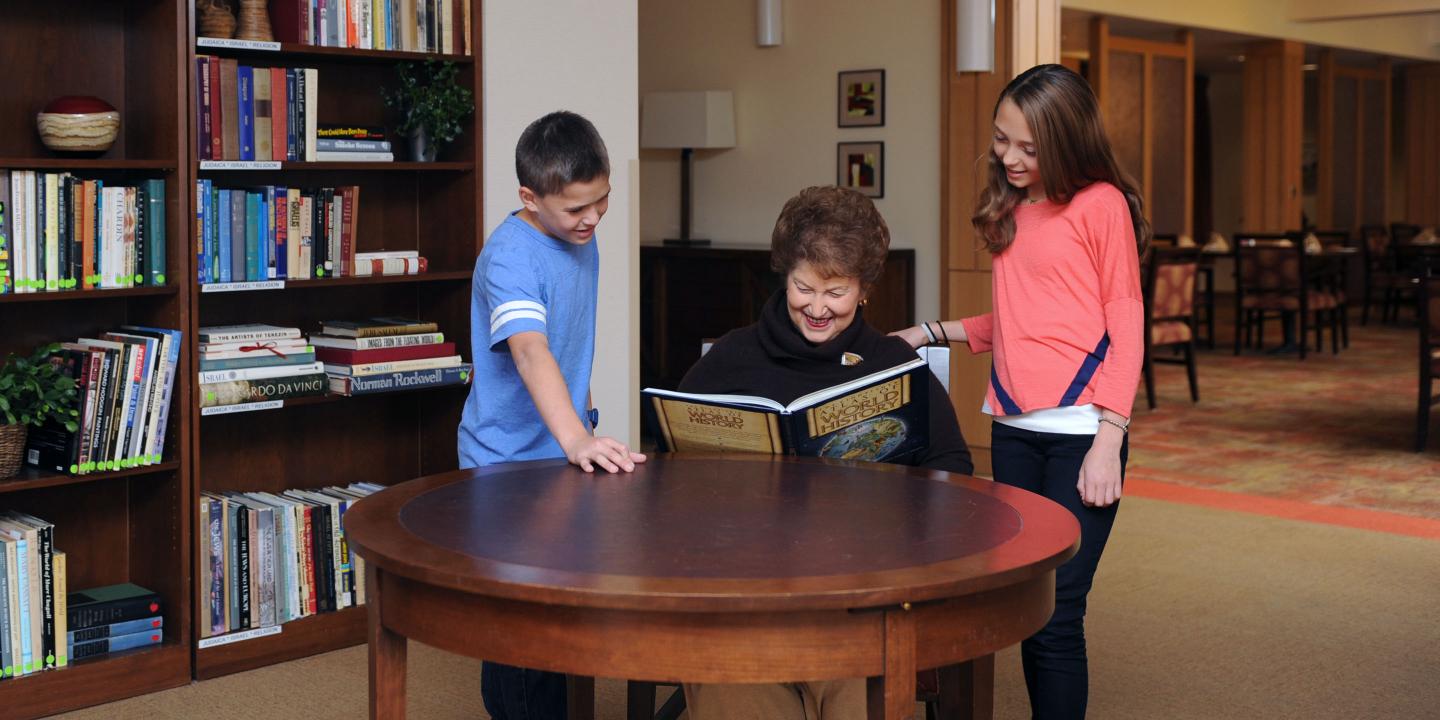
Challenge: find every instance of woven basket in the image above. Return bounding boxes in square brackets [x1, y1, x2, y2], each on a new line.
[0, 424, 27, 479]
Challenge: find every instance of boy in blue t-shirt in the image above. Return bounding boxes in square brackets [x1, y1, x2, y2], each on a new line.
[459, 111, 646, 719]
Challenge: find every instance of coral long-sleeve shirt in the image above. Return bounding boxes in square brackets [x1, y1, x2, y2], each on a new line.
[961, 182, 1143, 419]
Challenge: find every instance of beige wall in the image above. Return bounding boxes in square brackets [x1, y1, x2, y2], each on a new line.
[639, 0, 943, 322]
[1066, 0, 1440, 61]
[484, 0, 641, 446]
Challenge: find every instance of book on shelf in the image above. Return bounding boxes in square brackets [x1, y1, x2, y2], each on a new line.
[315, 138, 392, 152]
[642, 358, 932, 464]
[200, 350, 317, 372]
[199, 324, 303, 344]
[314, 151, 394, 162]
[316, 125, 387, 141]
[313, 341, 455, 365]
[199, 370, 327, 407]
[0, 513, 56, 671]
[328, 363, 472, 396]
[2, 172, 166, 294]
[52, 550, 65, 668]
[198, 340, 310, 360]
[319, 317, 438, 337]
[0, 525, 33, 675]
[199, 360, 325, 385]
[308, 331, 444, 350]
[68, 626, 162, 661]
[325, 355, 461, 377]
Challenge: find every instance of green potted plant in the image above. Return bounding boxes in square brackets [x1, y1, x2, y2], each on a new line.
[383, 60, 474, 162]
[0, 344, 79, 478]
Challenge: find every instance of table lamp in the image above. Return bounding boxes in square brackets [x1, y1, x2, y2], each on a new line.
[641, 91, 736, 246]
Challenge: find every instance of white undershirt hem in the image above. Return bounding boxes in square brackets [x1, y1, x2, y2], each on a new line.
[982, 400, 1101, 435]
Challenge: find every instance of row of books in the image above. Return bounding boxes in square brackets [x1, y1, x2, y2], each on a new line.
[196, 182, 426, 284]
[269, 0, 473, 55]
[0, 512, 64, 676]
[26, 328, 182, 476]
[0, 173, 166, 295]
[199, 325, 326, 408]
[195, 59, 384, 163]
[199, 483, 381, 638]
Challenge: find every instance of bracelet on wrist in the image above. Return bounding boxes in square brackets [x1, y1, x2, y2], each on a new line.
[1099, 417, 1129, 434]
[921, 322, 937, 344]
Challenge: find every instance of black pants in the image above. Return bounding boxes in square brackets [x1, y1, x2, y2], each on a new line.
[991, 422, 1127, 720]
[480, 661, 567, 720]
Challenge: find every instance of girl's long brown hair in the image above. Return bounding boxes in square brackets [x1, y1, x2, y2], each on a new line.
[973, 64, 1150, 256]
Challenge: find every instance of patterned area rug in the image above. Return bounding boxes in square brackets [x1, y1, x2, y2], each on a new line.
[1131, 321, 1440, 521]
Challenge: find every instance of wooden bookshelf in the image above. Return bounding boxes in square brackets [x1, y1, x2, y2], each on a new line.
[187, 6, 483, 681]
[0, 0, 481, 713]
[0, 1, 192, 716]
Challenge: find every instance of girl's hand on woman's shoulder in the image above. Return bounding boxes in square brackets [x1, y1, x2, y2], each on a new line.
[889, 325, 929, 349]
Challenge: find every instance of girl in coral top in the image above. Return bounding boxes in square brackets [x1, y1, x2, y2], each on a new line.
[895, 64, 1148, 719]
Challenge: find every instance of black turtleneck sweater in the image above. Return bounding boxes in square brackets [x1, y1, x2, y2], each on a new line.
[678, 290, 974, 476]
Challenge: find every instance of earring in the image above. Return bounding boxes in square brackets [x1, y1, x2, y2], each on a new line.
[859, 298, 869, 306]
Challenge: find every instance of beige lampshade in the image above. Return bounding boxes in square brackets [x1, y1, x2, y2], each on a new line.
[641, 91, 736, 149]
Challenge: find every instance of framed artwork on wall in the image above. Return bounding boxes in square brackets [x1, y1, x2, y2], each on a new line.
[837, 69, 885, 127]
[837, 141, 884, 198]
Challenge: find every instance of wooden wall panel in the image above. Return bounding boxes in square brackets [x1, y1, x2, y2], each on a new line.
[1107, 51, 1147, 188]
[1090, 21, 1193, 237]
[1242, 41, 1305, 232]
[1150, 55, 1188, 236]
[1362, 77, 1388, 225]
[1317, 51, 1391, 231]
[941, 0, 1021, 471]
[1332, 76, 1358, 230]
[1410, 66, 1440, 225]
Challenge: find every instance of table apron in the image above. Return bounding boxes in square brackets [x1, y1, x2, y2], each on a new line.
[376, 571, 1054, 684]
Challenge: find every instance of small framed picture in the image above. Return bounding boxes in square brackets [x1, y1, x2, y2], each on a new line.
[837, 142, 884, 198]
[838, 69, 885, 128]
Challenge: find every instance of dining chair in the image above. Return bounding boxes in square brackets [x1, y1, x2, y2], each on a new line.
[1143, 247, 1200, 409]
[1418, 269, 1440, 451]
[1151, 233, 1215, 349]
[1232, 233, 1343, 359]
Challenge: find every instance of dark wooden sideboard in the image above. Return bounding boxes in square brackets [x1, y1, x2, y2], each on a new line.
[641, 244, 915, 390]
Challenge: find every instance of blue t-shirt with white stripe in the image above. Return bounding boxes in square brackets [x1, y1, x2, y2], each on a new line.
[459, 211, 598, 467]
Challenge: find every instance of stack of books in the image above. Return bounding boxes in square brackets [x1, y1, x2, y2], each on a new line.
[315, 125, 394, 163]
[198, 483, 382, 637]
[26, 327, 182, 475]
[198, 324, 326, 408]
[65, 584, 163, 662]
[2, 172, 166, 294]
[312, 317, 471, 396]
[0, 511, 66, 675]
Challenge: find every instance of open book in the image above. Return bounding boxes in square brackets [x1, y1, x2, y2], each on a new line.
[643, 358, 930, 463]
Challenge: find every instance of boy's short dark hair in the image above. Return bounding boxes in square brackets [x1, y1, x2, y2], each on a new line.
[515, 111, 610, 197]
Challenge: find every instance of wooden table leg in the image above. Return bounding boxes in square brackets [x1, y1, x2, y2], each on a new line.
[867, 608, 918, 720]
[567, 675, 596, 720]
[368, 565, 407, 720]
[936, 655, 995, 720]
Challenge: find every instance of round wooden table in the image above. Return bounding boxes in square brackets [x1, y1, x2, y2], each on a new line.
[345, 454, 1079, 720]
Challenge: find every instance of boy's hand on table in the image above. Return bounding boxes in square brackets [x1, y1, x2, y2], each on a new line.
[564, 435, 647, 473]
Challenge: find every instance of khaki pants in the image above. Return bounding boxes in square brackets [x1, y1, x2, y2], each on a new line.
[684, 680, 866, 720]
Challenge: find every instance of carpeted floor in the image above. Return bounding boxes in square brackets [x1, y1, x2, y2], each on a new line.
[52, 314, 1440, 719]
[1134, 319, 1440, 520]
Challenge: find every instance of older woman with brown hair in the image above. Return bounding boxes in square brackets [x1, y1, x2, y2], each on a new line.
[677, 185, 973, 720]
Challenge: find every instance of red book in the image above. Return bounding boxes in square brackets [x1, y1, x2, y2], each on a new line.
[268, 0, 309, 44]
[197, 57, 213, 160]
[270, 67, 288, 161]
[339, 186, 357, 277]
[314, 342, 456, 366]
